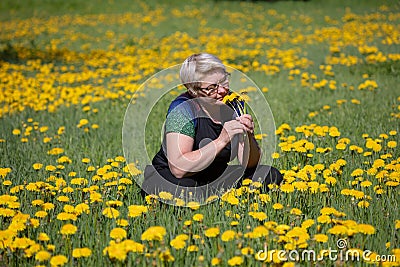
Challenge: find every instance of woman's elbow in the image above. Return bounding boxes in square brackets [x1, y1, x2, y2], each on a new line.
[169, 164, 187, 178]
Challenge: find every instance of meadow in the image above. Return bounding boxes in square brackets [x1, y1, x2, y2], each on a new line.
[0, 0, 399, 266]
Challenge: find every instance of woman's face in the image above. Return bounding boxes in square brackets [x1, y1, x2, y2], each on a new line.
[197, 72, 230, 101]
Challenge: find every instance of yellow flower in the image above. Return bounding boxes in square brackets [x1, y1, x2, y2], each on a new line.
[356, 224, 375, 235]
[170, 238, 186, 250]
[50, 255, 68, 266]
[57, 212, 77, 221]
[357, 200, 370, 208]
[221, 230, 236, 242]
[248, 211, 267, 221]
[301, 219, 315, 229]
[314, 234, 328, 243]
[158, 191, 173, 200]
[251, 226, 269, 238]
[12, 129, 21, 135]
[38, 233, 50, 242]
[141, 226, 166, 241]
[272, 152, 280, 159]
[186, 201, 200, 210]
[280, 183, 294, 193]
[82, 158, 90, 163]
[204, 227, 220, 238]
[33, 163, 43, 170]
[187, 245, 199, 252]
[35, 211, 48, 218]
[72, 247, 92, 258]
[395, 220, 400, 229]
[47, 148, 64, 155]
[387, 141, 397, 148]
[211, 257, 222, 265]
[290, 208, 302, 216]
[60, 224, 77, 235]
[159, 249, 174, 262]
[56, 196, 69, 203]
[241, 247, 254, 255]
[128, 205, 147, 218]
[116, 219, 129, 227]
[35, 250, 51, 262]
[110, 228, 127, 240]
[102, 207, 120, 219]
[273, 203, 284, 210]
[328, 225, 348, 235]
[193, 213, 204, 222]
[228, 256, 243, 266]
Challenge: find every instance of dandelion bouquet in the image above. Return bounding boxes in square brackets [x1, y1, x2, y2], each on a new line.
[222, 91, 247, 118]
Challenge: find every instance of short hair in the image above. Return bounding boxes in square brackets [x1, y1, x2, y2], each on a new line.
[180, 53, 226, 91]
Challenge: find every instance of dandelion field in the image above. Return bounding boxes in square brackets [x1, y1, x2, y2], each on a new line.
[1, 0, 400, 266]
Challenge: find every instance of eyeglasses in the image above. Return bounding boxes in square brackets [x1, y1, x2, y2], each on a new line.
[198, 73, 230, 96]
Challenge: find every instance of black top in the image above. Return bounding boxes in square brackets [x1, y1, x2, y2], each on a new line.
[152, 93, 237, 186]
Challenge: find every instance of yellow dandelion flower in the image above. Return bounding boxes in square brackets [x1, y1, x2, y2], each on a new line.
[170, 238, 186, 250]
[221, 230, 236, 242]
[280, 183, 294, 193]
[290, 208, 302, 216]
[35, 211, 48, 218]
[187, 201, 200, 210]
[116, 219, 129, 227]
[228, 256, 243, 266]
[141, 226, 166, 241]
[60, 224, 77, 235]
[42, 203, 55, 211]
[273, 203, 284, 210]
[212, 257, 222, 265]
[35, 250, 51, 262]
[33, 163, 43, 170]
[110, 228, 127, 240]
[12, 129, 21, 135]
[328, 225, 348, 235]
[50, 255, 68, 266]
[128, 205, 147, 218]
[187, 245, 199, 252]
[38, 233, 50, 242]
[357, 200, 370, 208]
[72, 247, 92, 258]
[205, 227, 220, 238]
[387, 141, 397, 148]
[102, 207, 119, 219]
[301, 219, 315, 229]
[314, 234, 329, 243]
[47, 148, 64, 155]
[356, 224, 375, 235]
[193, 213, 204, 222]
[159, 249, 174, 262]
[248, 211, 267, 221]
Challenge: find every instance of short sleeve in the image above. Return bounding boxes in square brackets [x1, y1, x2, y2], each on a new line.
[165, 106, 195, 138]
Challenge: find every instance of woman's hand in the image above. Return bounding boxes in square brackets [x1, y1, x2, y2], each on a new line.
[218, 119, 245, 144]
[236, 114, 254, 134]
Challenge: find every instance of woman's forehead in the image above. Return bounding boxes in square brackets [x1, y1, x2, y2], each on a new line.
[201, 72, 227, 83]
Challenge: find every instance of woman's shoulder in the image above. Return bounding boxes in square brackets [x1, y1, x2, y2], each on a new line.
[167, 92, 193, 114]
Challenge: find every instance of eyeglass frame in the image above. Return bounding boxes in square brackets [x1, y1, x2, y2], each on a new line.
[197, 72, 231, 96]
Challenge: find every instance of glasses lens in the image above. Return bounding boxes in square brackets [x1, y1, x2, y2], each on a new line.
[206, 84, 218, 91]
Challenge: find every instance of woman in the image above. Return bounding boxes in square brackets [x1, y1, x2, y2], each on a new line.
[141, 53, 282, 202]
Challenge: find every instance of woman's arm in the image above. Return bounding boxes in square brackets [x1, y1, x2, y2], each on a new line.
[236, 115, 261, 168]
[166, 120, 245, 178]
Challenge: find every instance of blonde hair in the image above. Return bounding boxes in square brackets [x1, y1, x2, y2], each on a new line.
[180, 53, 226, 91]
